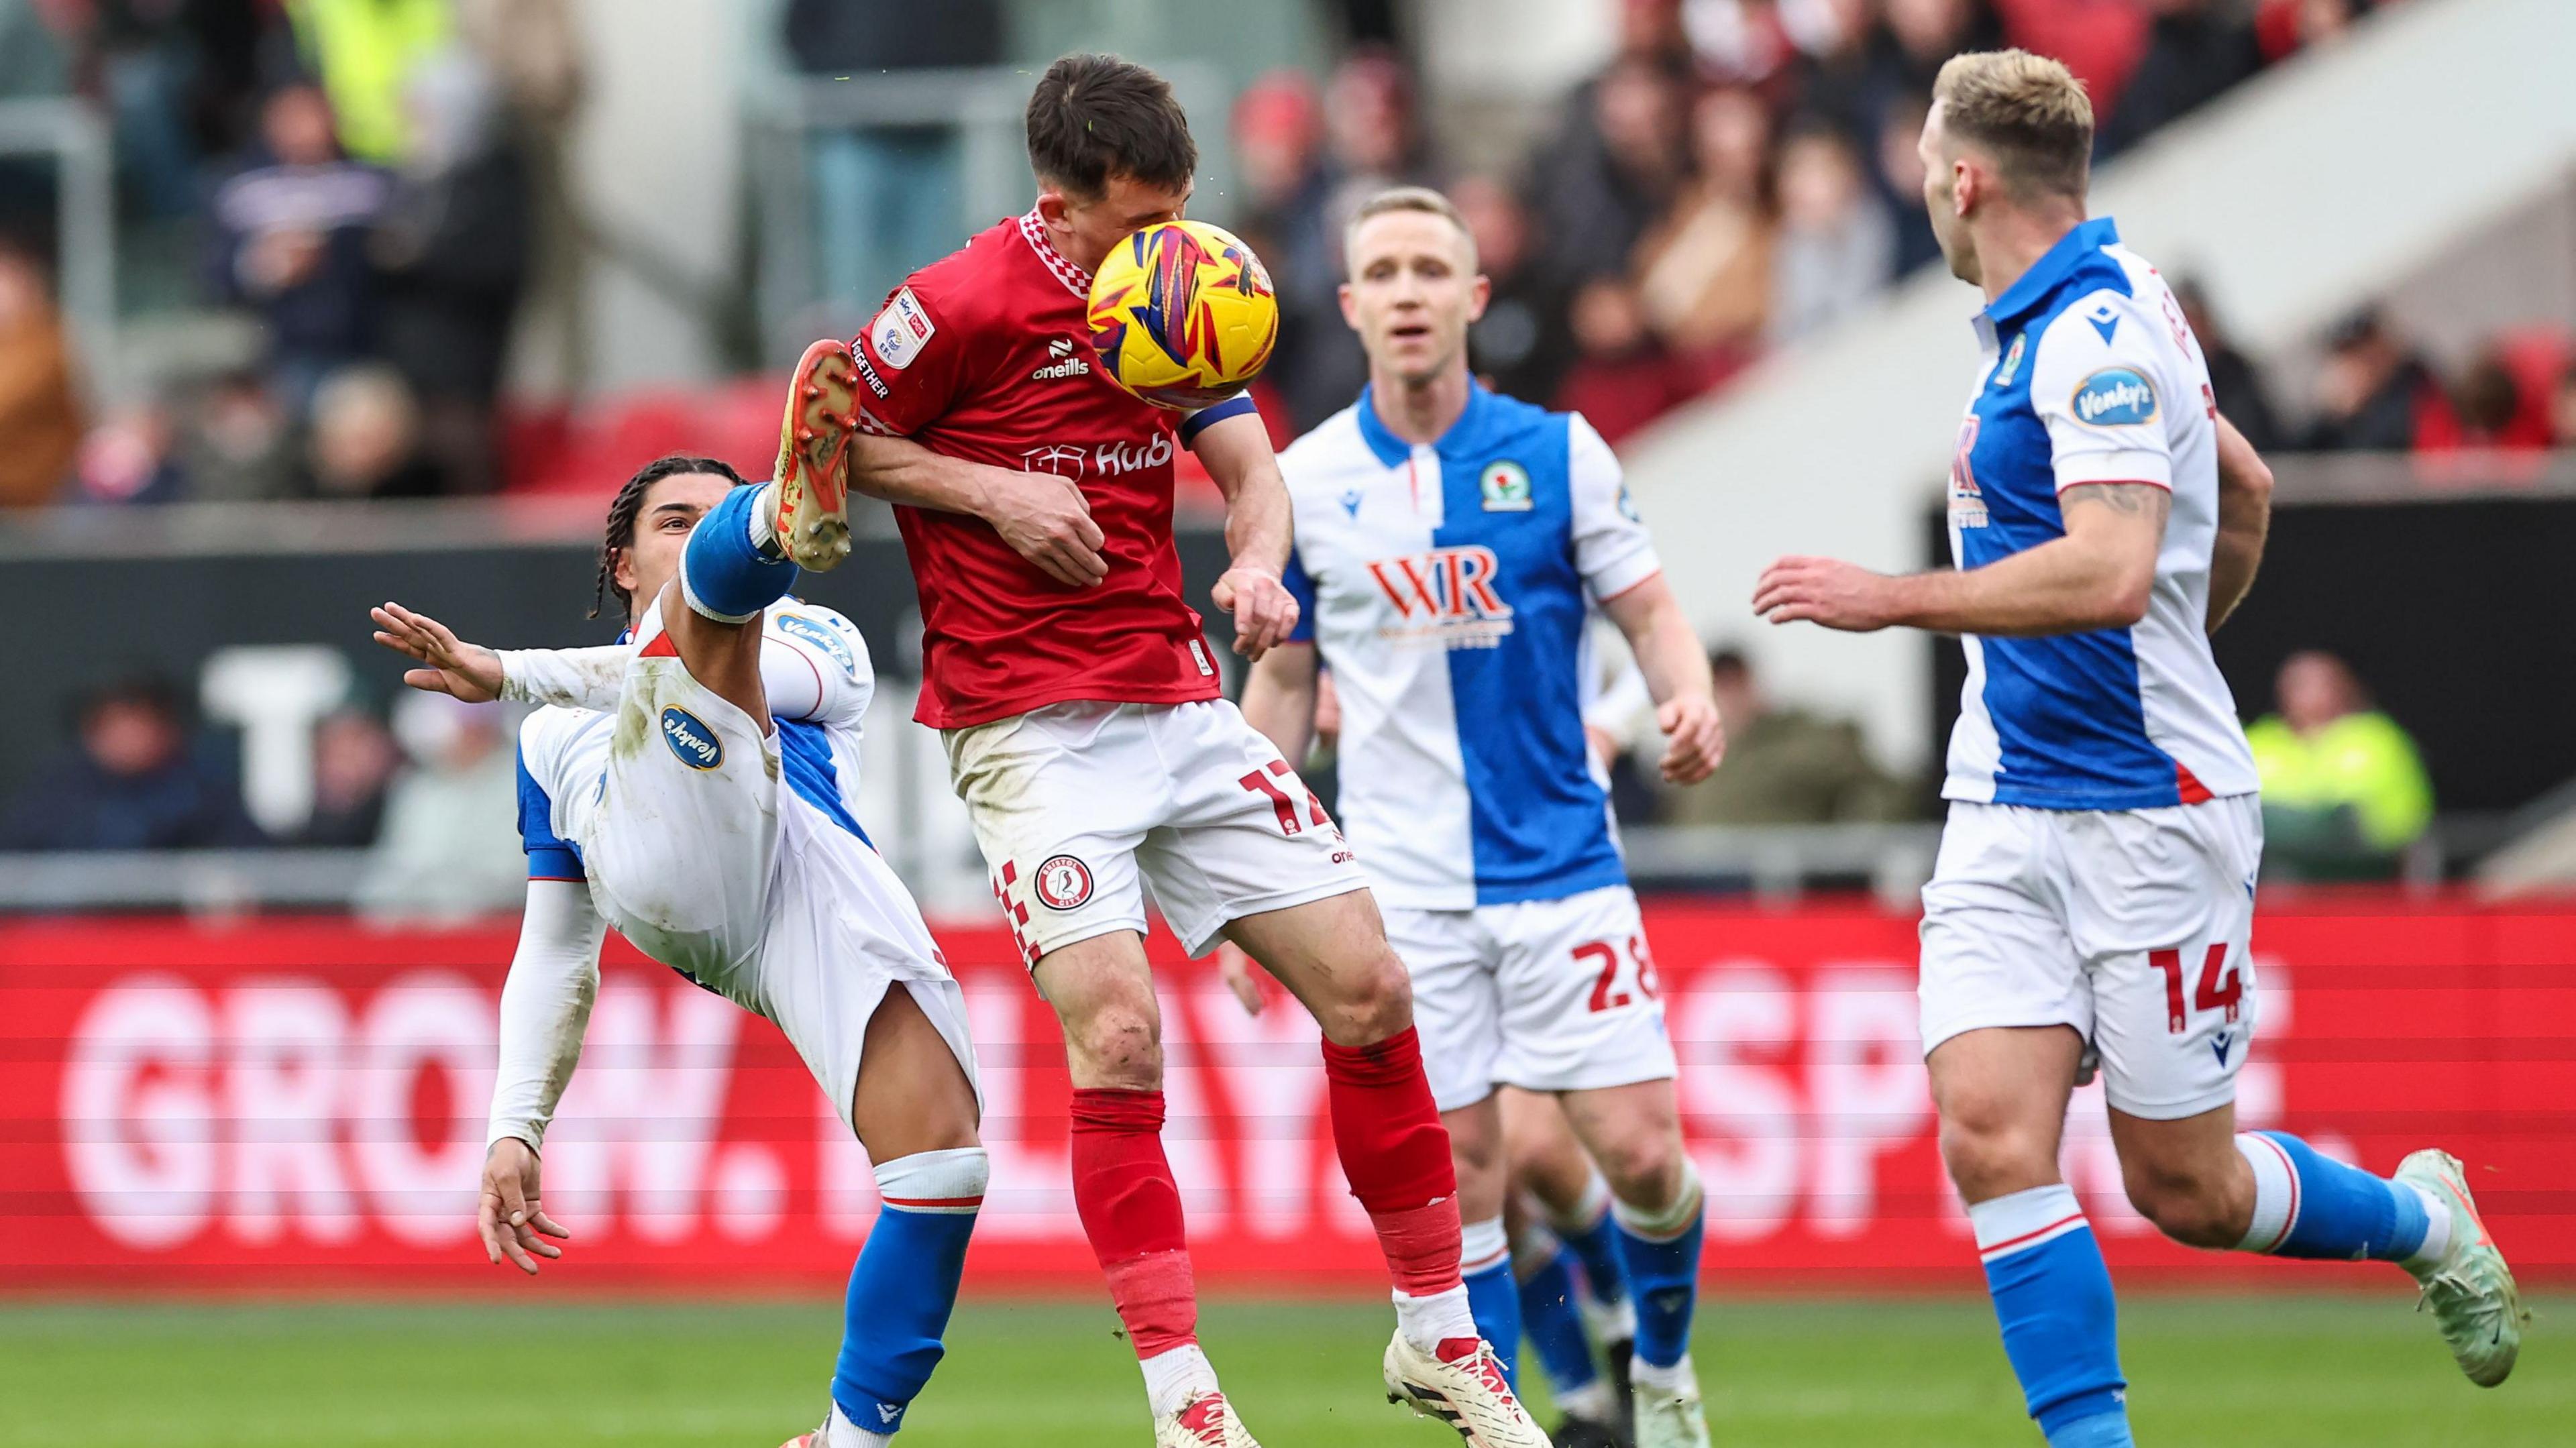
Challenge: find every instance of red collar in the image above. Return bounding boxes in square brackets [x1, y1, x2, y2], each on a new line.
[1017, 209, 1093, 300]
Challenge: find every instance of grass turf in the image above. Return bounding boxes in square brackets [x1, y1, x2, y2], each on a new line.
[0, 1294, 2559, 1447]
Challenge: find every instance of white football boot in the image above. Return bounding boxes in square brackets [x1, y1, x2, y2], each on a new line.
[1154, 1388, 1263, 1448]
[1383, 1331, 1553, 1447]
[1630, 1357, 1710, 1448]
[2395, 1148, 2527, 1386]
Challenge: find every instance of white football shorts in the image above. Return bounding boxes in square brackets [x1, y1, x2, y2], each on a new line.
[1386, 884, 1678, 1114]
[1918, 795, 2263, 1121]
[943, 698, 1371, 962]
[573, 644, 980, 1129]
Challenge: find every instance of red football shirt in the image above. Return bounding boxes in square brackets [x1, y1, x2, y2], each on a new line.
[855, 211, 1236, 728]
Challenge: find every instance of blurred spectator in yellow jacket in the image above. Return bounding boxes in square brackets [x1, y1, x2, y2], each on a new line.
[286, 0, 451, 165]
[2247, 651, 2434, 881]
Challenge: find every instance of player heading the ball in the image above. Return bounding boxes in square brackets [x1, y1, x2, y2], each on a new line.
[836, 52, 1552, 1448]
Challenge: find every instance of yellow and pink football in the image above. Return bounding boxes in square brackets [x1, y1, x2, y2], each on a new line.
[1086, 219, 1279, 410]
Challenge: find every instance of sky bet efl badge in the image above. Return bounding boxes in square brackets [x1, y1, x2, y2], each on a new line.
[1479, 459, 1533, 511]
[869, 286, 934, 370]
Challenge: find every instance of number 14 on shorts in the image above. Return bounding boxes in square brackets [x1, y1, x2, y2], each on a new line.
[2149, 942, 2243, 1035]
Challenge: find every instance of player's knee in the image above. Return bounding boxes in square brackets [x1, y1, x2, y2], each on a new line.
[1937, 1111, 2056, 1203]
[1316, 948, 1413, 1046]
[1591, 1127, 1684, 1208]
[2123, 1160, 2247, 1249]
[1067, 1005, 1163, 1087]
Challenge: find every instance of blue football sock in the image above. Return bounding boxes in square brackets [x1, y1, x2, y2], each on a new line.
[1461, 1216, 1522, 1391]
[1517, 1239, 1604, 1403]
[1971, 1184, 2129, 1445]
[2235, 1131, 2434, 1262]
[1550, 1178, 1631, 1315]
[833, 1148, 985, 1437]
[2048, 1410, 2138, 1448]
[680, 481, 799, 622]
[1610, 1165, 1704, 1370]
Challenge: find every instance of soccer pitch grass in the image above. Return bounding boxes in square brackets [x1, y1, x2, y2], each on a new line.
[0, 1295, 2561, 1447]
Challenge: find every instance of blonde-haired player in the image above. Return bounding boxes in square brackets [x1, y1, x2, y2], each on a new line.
[1241, 184, 1726, 1448]
[1756, 49, 2523, 1448]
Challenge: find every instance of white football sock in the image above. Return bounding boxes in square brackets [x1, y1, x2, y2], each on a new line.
[1140, 1343, 1220, 1420]
[1460, 1215, 1511, 1277]
[1631, 1353, 1696, 1394]
[824, 1402, 892, 1448]
[1557, 1378, 1619, 1421]
[1392, 1282, 1478, 1351]
[747, 480, 783, 557]
[2404, 1185, 2454, 1271]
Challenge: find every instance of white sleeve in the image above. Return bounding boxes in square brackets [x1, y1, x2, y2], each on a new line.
[762, 608, 874, 728]
[498, 645, 631, 712]
[487, 878, 606, 1152]
[498, 614, 873, 730]
[1566, 413, 1663, 601]
[2031, 291, 2176, 492]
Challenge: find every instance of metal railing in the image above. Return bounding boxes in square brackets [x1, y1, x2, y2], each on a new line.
[739, 60, 1225, 363]
[0, 97, 115, 398]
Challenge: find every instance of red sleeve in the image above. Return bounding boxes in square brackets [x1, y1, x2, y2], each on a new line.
[853, 277, 973, 437]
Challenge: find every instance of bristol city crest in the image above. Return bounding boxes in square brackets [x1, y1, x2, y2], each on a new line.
[1034, 854, 1094, 910]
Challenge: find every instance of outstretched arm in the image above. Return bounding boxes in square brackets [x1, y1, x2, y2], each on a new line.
[374, 603, 861, 724]
[1754, 482, 2170, 637]
[1191, 409, 1299, 660]
[480, 877, 605, 1274]
[2206, 413, 2273, 633]
[848, 432, 1107, 588]
[1599, 575, 1725, 783]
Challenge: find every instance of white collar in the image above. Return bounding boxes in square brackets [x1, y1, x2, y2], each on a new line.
[1017, 209, 1093, 300]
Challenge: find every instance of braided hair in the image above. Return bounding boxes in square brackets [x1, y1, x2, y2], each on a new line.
[589, 453, 755, 620]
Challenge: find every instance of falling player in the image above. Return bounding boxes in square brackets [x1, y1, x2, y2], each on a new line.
[1754, 51, 2523, 1448]
[370, 343, 989, 1448]
[834, 54, 1548, 1448]
[1237, 186, 1725, 1448]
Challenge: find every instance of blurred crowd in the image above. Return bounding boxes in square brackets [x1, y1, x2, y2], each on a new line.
[1232, 0, 2412, 442]
[0, 0, 2526, 883]
[0, 0, 574, 507]
[4, 0, 2573, 510]
[0, 671, 529, 917]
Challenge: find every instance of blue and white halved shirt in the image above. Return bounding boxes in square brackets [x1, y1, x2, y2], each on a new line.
[515, 602, 877, 879]
[1943, 215, 2257, 811]
[1279, 384, 1660, 911]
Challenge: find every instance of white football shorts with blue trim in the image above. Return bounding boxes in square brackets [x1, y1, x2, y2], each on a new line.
[1387, 883, 1678, 1113]
[1918, 795, 2262, 1120]
[567, 646, 979, 1129]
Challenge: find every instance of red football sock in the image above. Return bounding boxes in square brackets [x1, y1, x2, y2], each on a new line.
[1322, 1027, 1463, 1298]
[1069, 1087, 1199, 1358]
